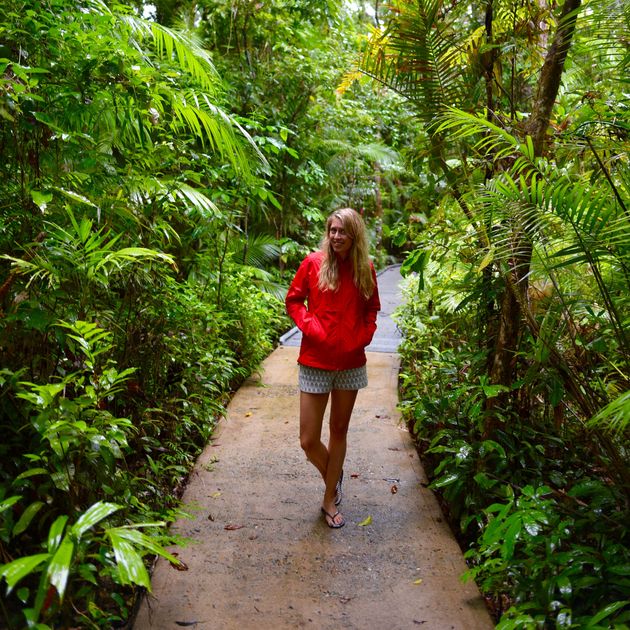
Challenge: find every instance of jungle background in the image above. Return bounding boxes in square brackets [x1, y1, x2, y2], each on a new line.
[0, 0, 628, 627]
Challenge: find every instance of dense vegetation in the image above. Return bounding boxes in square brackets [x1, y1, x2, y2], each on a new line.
[370, 0, 630, 627]
[0, 0, 410, 627]
[0, 0, 628, 628]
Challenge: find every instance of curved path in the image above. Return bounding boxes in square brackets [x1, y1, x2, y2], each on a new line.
[133, 266, 493, 629]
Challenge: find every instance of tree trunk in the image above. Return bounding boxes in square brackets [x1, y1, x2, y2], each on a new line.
[526, 0, 582, 155]
[486, 0, 582, 410]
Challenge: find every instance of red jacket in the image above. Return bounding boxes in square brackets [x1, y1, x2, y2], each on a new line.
[285, 251, 380, 370]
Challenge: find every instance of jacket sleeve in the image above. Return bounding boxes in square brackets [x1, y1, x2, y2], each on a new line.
[285, 257, 310, 330]
[363, 265, 381, 345]
[286, 256, 327, 343]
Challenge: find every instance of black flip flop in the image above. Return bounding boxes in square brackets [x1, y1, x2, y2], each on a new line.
[321, 507, 345, 528]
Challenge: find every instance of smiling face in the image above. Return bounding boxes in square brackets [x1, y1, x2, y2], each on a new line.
[328, 216, 353, 259]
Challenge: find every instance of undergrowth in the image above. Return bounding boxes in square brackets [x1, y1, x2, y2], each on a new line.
[0, 261, 288, 628]
[396, 272, 630, 629]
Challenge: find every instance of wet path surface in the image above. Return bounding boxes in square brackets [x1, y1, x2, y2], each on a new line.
[133, 266, 493, 629]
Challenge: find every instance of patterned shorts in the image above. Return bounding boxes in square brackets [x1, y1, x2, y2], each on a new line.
[298, 364, 368, 394]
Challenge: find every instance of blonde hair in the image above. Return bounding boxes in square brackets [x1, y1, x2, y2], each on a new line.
[318, 208, 375, 300]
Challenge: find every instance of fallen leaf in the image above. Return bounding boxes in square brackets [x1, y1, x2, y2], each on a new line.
[391, 484, 398, 494]
[413, 578, 423, 585]
[245, 412, 252, 417]
[211, 491, 222, 498]
[207, 514, 214, 521]
[224, 524, 244, 531]
[358, 515, 372, 527]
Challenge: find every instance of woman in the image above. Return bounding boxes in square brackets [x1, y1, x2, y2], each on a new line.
[285, 208, 380, 528]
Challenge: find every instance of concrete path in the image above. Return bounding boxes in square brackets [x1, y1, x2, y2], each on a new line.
[133, 267, 493, 630]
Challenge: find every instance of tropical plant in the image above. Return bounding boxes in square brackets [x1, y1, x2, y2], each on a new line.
[369, 0, 630, 623]
[0, 1, 289, 626]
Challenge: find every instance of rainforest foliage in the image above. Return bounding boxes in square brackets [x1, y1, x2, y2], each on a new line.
[0, 0, 628, 628]
[365, 0, 630, 627]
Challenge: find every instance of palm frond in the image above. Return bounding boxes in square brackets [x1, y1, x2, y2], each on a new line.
[115, 13, 221, 95]
[359, 0, 473, 117]
[230, 233, 281, 269]
[125, 177, 220, 220]
[587, 389, 630, 438]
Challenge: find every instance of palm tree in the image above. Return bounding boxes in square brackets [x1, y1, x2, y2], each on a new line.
[354, 0, 629, 435]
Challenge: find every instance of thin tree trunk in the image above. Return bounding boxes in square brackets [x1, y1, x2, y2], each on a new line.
[526, 0, 582, 155]
[487, 0, 582, 401]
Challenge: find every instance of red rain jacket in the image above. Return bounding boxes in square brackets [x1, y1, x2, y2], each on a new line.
[285, 251, 381, 371]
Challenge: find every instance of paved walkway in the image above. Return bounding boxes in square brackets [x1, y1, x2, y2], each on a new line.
[133, 267, 494, 629]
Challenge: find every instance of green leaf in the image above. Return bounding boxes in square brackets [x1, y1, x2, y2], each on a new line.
[400, 249, 430, 290]
[0, 554, 50, 592]
[30, 190, 53, 211]
[46, 536, 74, 601]
[430, 473, 460, 488]
[13, 501, 45, 537]
[0, 496, 22, 514]
[15, 467, 49, 481]
[54, 187, 98, 208]
[107, 532, 151, 588]
[47, 516, 69, 553]
[72, 501, 120, 539]
[477, 247, 494, 272]
[106, 526, 181, 565]
[585, 600, 629, 627]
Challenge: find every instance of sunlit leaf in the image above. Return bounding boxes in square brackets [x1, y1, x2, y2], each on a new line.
[107, 533, 150, 588]
[47, 536, 74, 601]
[72, 501, 120, 539]
[0, 554, 50, 592]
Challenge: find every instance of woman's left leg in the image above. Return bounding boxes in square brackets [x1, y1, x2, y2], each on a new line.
[321, 388, 358, 524]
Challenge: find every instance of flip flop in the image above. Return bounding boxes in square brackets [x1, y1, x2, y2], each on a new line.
[321, 507, 345, 529]
[335, 469, 344, 506]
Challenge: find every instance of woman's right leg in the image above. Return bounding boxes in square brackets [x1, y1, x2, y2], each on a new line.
[299, 391, 330, 478]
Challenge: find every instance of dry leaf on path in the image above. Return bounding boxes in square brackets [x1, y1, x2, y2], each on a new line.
[358, 515, 372, 527]
[224, 523, 244, 530]
[169, 555, 189, 571]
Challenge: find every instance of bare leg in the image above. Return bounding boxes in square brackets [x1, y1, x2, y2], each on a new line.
[321, 389, 358, 524]
[299, 388, 359, 527]
[299, 391, 330, 478]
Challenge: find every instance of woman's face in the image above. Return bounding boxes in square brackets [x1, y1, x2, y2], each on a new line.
[329, 217, 353, 259]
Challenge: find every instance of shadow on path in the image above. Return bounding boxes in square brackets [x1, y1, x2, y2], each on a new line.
[133, 268, 493, 630]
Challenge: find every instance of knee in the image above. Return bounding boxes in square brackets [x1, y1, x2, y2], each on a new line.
[329, 421, 349, 442]
[300, 433, 317, 455]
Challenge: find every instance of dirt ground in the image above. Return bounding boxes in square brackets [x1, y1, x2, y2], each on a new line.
[132, 345, 494, 629]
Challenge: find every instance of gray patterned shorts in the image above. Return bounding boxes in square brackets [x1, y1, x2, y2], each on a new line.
[298, 364, 368, 394]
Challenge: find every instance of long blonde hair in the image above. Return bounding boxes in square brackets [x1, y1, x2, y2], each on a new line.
[318, 208, 375, 300]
